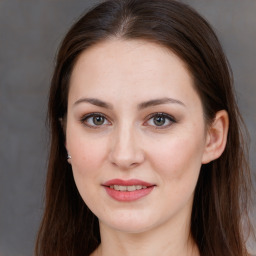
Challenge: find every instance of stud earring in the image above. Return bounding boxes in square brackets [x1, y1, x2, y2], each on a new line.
[67, 154, 71, 159]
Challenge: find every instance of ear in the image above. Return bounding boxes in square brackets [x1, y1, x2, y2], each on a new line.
[202, 110, 229, 164]
[66, 147, 72, 164]
[59, 117, 71, 164]
[65, 142, 72, 164]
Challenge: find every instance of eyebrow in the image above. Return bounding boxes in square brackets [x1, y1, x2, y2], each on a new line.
[73, 98, 113, 109]
[138, 97, 186, 109]
[73, 97, 185, 109]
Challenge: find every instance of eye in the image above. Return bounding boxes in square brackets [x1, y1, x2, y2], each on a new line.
[145, 112, 176, 128]
[80, 113, 111, 128]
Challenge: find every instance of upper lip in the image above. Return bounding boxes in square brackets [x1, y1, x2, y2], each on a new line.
[103, 179, 155, 187]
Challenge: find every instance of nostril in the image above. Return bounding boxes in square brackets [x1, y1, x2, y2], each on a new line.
[110, 160, 139, 169]
[108, 134, 145, 168]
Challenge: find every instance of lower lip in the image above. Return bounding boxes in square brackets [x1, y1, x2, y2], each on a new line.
[104, 186, 155, 202]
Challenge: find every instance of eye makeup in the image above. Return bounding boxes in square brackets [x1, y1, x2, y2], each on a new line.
[143, 112, 177, 129]
[79, 111, 177, 130]
[80, 112, 111, 129]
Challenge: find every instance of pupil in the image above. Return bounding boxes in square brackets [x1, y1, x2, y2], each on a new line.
[154, 116, 165, 126]
[93, 116, 104, 125]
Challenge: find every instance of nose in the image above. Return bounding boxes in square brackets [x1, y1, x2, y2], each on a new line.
[108, 125, 145, 169]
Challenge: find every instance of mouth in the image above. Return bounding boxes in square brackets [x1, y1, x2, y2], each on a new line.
[102, 179, 155, 202]
[108, 185, 149, 191]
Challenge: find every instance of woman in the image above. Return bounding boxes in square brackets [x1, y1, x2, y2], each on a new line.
[35, 0, 254, 255]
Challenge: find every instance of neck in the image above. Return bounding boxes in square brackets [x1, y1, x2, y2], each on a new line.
[94, 209, 199, 256]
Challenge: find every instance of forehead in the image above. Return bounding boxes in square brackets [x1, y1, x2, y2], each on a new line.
[71, 39, 190, 81]
[69, 39, 201, 109]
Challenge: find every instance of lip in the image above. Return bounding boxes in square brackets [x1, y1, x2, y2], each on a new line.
[103, 179, 154, 187]
[102, 179, 155, 202]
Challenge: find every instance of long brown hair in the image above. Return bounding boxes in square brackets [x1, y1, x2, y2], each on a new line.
[36, 1, 253, 255]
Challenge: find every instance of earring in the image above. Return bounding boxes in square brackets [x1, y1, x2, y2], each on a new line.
[67, 154, 71, 159]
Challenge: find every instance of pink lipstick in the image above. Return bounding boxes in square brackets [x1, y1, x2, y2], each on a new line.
[103, 179, 155, 202]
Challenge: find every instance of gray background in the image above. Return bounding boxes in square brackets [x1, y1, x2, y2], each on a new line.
[0, 1, 255, 256]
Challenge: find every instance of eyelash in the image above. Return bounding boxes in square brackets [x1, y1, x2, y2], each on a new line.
[80, 112, 111, 129]
[144, 112, 176, 129]
[80, 112, 176, 129]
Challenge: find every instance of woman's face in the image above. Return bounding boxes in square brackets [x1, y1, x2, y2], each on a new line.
[66, 39, 208, 234]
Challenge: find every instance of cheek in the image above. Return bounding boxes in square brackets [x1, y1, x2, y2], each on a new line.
[149, 135, 204, 216]
[67, 131, 108, 172]
[67, 135, 108, 206]
[149, 132, 205, 183]
[66, 132, 109, 204]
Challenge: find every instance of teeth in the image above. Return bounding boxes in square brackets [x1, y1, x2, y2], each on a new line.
[109, 185, 148, 191]
[127, 185, 136, 191]
[119, 185, 126, 191]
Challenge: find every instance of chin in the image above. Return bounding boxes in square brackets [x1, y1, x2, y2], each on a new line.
[99, 211, 160, 234]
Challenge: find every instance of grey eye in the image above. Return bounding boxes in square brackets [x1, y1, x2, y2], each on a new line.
[153, 116, 166, 126]
[145, 113, 176, 129]
[81, 113, 111, 128]
[93, 116, 105, 125]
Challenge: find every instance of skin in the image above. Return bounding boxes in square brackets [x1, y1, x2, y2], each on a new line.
[65, 39, 228, 256]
